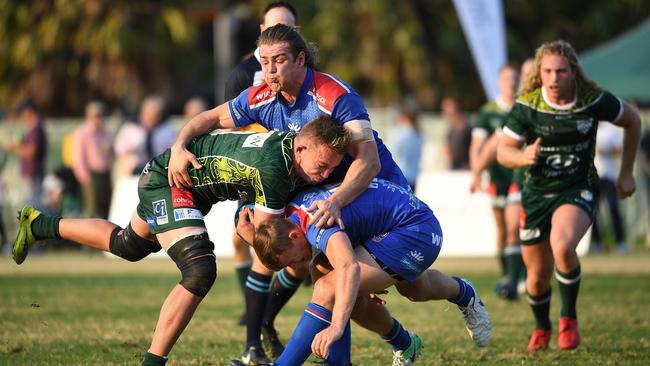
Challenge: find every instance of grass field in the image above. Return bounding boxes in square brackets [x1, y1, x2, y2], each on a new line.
[1, 250, 650, 366]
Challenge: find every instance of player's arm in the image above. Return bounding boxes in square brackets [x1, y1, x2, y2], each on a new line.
[612, 102, 641, 198]
[309, 120, 380, 228]
[312, 231, 360, 358]
[234, 206, 284, 246]
[168, 102, 236, 188]
[469, 129, 487, 193]
[497, 128, 541, 169]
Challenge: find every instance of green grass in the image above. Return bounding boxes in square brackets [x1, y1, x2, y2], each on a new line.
[1, 251, 650, 365]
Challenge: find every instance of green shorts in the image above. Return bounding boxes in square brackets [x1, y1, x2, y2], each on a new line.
[488, 167, 520, 208]
[519, 184, 598, 245]
[136, 155, 212, 234]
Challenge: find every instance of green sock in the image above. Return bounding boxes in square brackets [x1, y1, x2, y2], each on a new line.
[505, 245, 524, 284]
[31, 214, 62, 240]
[556, 264, 581, 319]
[141, 351, 167, 366]
[235, 262, 252, 294]
[498, 251, 507, 278]
[527, 289, 552, 330]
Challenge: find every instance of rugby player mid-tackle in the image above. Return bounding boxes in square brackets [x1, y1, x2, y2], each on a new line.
[12, 116, 349, 366]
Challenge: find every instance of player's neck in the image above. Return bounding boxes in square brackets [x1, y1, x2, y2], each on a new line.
[280, 68, 308, 104]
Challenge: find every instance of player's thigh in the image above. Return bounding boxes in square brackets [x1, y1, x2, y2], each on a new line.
[550, 204, 592, 249]
[354, 245, 400, 295]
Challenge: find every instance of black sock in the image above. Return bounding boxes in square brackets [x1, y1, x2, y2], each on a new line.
[245, 270, 272, 349]
[527, 289, 552, 330]
[504, 244, 523, 285]
[141, 351, 167, 366]
[498, 250, 507, 278]
[236, 262, 252, 295]
[263, 268, 303, 329]
[31, 214, 61, 240]
[556, 264, 581, 319]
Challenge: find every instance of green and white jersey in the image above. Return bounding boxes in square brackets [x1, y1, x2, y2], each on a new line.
[175, 130, 301, 214]
[475, 99, 513, 184]
[504, 86, 623, 194]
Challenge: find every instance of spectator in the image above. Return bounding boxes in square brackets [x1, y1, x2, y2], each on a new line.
[183, 97, 207, 122]
[442, 97, 472, 170]
[389, 102, 423, 191]
[73, 101, 114, 219]
[114, 95, 176, 177]
[3, 99, 47, 208]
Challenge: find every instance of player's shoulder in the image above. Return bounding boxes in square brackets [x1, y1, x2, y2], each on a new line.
[311, 71, 354, 113]
[247, 82, 276, 109]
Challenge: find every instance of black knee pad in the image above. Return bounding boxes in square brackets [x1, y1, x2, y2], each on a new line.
[167, 233, 217, 298]
[109, 224, 161, 262]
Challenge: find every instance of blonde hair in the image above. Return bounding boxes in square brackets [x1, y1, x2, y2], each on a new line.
[297, 115, 351, 155]
[519, 40, 599, 95]
[253, 218, 296, 271]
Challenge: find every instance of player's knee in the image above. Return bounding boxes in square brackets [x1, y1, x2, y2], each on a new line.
[311, 273, 335, 307]
[167, 233, 217, 298]
[109, 224, 161, 262]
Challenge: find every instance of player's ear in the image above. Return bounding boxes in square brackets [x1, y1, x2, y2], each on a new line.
[288, 229, 300, 241]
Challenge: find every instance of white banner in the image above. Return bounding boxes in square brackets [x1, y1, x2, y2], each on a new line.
[415, 171, 590, 257]
[453, 0, 507, 101]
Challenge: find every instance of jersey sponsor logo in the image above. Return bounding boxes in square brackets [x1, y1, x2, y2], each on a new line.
[545, 154, 578, 170]
[242, 131, 273, 147]
[146, 217, 157, 228]
[287, 122, 301, 132]
[576, 118, 593, 134]
[173, 208, 204, 221]
[171, 186, 195, 208]
[409, 250, 425, 263]
[520, 227, 540, 241]
[152, 199, 168, 225]
[399, 256, 421, 273]
[432, 233, 442, 247]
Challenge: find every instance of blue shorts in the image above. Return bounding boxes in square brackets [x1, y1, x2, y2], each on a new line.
[361, 214, 442, 283]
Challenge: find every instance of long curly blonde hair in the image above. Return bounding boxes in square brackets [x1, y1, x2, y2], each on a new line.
[519, 40, 600, 95]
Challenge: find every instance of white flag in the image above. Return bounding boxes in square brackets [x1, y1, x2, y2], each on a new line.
[453, 0, 507, 101]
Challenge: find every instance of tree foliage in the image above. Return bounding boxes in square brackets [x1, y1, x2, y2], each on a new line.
[1, 0, 648, 116]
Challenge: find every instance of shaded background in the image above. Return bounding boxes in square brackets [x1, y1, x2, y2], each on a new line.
[1, 0, 649, 117]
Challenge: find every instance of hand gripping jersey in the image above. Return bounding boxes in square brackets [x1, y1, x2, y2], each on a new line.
[503, 87, 623, 194]
[141, 130, 302, 216]
[228, 68, 408, 187]
[286, 179, 436, 252]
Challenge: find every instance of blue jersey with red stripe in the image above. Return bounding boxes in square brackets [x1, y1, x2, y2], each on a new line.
[228, 68, 407, 187]
[285, 178, 435, 253]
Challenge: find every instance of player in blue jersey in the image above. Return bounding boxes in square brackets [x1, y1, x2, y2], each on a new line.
[167, 24, 410, 364]
[231, 179, 492, 365]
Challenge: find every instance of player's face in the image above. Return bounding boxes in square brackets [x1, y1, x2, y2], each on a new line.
[497, 67, 518, 99]
[278, 232, 312, 268]
[260, 42, 305, 93]
[295, 143, 343, 184]
[540, 54, 575, 102]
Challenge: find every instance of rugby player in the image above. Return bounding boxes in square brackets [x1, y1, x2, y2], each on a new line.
[231, 178, 492, 365]
[167, 23, 410, 364]
[497, 40, 641, 351]
[469, 63, 525, 301]
[12, 116, 350, 366]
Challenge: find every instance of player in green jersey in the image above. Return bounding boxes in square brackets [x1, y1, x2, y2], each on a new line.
[11, 115, 350, 366]
[497, 40, 641, 351]
[470, 63, 525, 301]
